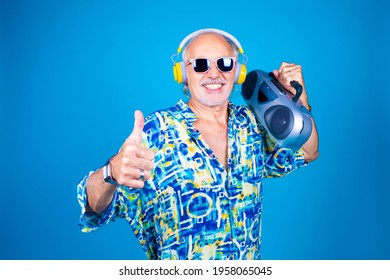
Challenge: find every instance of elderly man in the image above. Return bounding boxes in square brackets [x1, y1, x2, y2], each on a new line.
[77, 28, 319, 260]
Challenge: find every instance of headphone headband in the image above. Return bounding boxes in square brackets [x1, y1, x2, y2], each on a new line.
[177, 28, 244, 54]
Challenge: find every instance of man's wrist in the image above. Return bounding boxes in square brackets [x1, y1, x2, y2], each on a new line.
[102, 162, 119, 185]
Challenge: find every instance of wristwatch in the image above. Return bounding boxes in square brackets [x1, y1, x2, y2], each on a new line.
[102, 163, 119, 185]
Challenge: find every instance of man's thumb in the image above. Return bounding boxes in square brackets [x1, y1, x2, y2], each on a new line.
[128, 110, 144, 145]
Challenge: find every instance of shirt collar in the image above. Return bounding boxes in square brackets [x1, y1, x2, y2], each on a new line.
[172, 99, 242, 129]
[173, 99, 198, 128]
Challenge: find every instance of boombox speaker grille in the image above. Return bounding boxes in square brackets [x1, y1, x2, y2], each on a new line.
[264, 105, 294, 140]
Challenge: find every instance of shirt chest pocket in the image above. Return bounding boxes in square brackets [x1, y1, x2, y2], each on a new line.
[240, 140, 264, 183]
[154, 186, 181, 242]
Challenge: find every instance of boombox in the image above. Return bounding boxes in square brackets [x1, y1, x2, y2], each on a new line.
[241, 70, 312, 150]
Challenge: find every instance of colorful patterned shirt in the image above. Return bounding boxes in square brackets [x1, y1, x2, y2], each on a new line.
[77, 100, 306, 260]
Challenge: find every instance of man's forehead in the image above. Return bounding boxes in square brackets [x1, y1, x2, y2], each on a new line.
[185, 33, 234, 55]
[188, 33, 230, 46]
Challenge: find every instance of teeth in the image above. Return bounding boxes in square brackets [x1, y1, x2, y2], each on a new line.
[204, 83, 223, 90]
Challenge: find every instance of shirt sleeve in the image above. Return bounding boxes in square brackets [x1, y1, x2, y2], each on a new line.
[77, 163, 159, 259]
[77, 170, 123, 233]
[262, 131, 307, 178]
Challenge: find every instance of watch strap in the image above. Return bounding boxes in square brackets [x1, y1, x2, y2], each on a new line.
[103, 163, 119, 185]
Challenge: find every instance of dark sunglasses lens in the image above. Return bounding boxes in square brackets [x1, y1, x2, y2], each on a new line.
[193, 59, 210, 72]
[217, 58, 234, 72]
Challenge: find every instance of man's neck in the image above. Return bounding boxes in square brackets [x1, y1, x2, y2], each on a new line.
[187, 99, 229, 124]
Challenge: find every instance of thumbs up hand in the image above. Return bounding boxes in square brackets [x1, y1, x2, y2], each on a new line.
[109, 110, 155, 188]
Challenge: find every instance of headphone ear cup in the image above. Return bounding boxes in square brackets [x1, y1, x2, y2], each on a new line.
[235, 63, 247, 84]
[173, 62, 181, 83]
[173, 61, 187, 84]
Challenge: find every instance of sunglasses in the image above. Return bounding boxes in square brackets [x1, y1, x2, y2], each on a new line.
[186, 57, 236, 73]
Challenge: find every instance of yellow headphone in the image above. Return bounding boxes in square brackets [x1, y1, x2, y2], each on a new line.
[172, 28, 247, 85]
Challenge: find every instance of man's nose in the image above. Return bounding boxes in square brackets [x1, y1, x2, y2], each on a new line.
[207, 61, 220, 78]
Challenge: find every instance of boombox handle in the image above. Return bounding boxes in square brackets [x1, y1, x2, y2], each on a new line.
[290, 81, 303, 103]
[268, 72, 303, 103]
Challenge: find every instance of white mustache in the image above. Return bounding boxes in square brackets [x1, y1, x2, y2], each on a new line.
[200, 79, 226, 86]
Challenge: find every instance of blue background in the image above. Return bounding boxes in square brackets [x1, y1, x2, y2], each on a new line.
[1, 0, 389, 260]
